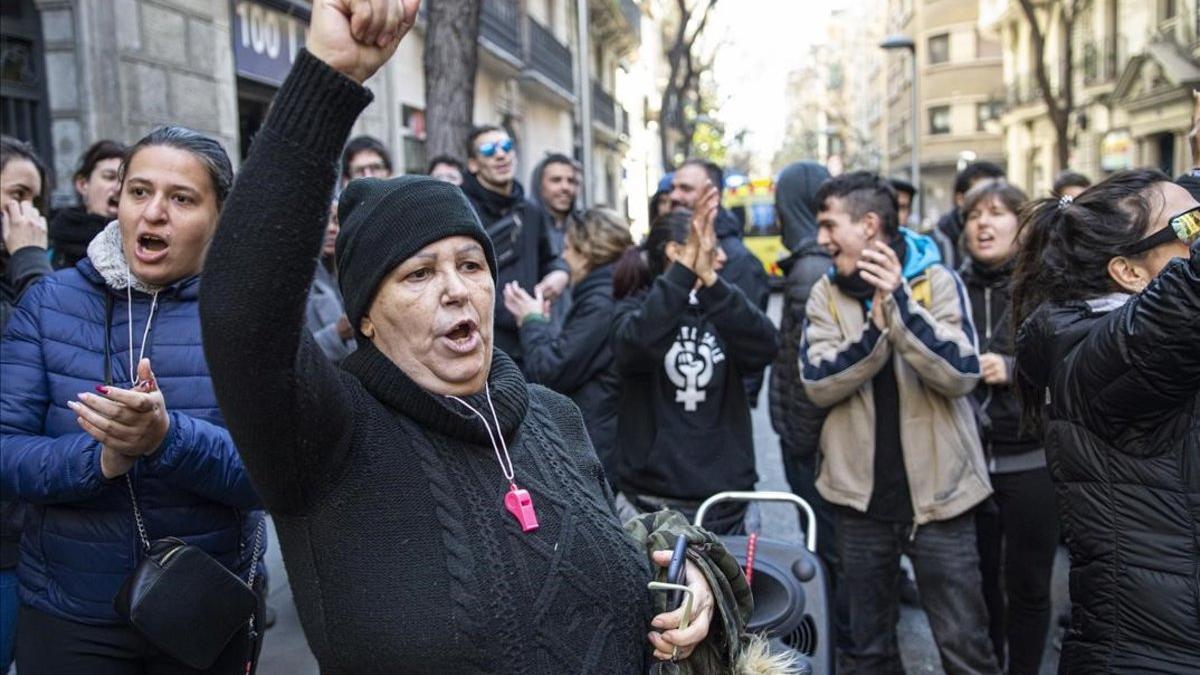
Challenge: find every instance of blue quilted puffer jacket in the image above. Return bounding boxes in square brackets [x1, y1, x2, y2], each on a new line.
[0, 226, 263, 625]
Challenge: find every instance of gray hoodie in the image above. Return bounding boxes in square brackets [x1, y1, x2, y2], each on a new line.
[775, 161, 830, 252]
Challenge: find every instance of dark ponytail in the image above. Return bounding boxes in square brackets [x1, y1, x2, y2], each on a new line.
[612, 210, 694, 299]
[1011, 168, 1168, 330]
[1010, 168, 1169, 432]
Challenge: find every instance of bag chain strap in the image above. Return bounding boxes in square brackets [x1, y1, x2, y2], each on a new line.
[125, 474, 266, 608]
[126, 475, 152, 551]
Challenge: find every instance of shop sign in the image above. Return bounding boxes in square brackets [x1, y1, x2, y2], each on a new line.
[1100, 130, 1134, 172]
[231, 0, 308, 87]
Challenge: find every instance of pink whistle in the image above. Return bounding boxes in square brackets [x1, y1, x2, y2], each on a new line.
[504, 486, 539, 533]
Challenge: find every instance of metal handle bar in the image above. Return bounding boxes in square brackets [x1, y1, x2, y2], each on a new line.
[693, 491, 817, 552]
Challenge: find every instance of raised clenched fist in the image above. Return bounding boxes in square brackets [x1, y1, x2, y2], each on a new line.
[308, 0, 421, 84]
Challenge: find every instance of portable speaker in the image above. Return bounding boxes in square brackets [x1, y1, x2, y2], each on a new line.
[695, 492, 835, 675]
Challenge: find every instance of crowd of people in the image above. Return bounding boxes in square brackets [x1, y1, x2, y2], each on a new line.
[1, 2, 1198, 674]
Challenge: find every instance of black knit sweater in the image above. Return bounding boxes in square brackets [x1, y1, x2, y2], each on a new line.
[200, 50, 652, 673]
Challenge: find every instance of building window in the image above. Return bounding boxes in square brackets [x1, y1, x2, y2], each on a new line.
[927, 33, 950, 65]
[1159, 0, 1177, 20]
[929, 105, 951, 135]
[976, 101, 1003, 131]
[0, 0, 54, 196]
[401, 105, 427, 174]
[976, 30, 1002, 59]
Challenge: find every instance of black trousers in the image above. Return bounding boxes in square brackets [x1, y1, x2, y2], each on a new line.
[836, 510, 1000, 675]
[975, 467, 1059, 675]
[14, 582, 265, 675]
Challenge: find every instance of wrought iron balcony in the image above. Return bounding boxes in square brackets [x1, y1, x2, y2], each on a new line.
[526, 17, 573, 93]
[480, 0, 522, 63]
[592, 80, 617, 130]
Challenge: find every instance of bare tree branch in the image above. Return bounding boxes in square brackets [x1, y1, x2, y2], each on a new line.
[1018, 0, 1075, 171]
[660, 0, 720, 168]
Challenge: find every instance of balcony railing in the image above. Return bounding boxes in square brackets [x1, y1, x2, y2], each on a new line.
[480, 0, 522, 61]
[1080, 37, 1125, 86]
[592, 80, 616, 130]
[526, 18, 573, 92]
[1005, 75, 1043, 108]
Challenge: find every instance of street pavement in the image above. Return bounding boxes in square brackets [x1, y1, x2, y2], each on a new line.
[257, 293, 1067, 674]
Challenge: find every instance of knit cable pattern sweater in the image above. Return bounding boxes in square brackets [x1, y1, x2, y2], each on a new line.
[200, 50, 652, 673]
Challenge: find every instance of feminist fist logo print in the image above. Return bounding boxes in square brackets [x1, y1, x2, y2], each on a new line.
[664, 326, 725, 411]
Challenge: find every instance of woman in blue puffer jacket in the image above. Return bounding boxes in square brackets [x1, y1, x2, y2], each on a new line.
[0, 126, 264, 674]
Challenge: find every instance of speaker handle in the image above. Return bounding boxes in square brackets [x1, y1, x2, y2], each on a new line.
[693, 491, 817, 552]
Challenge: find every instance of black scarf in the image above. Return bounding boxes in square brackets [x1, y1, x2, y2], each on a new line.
[49, 208, 109, 269]
[833, 235, 908, 302]
[962, 257, 1015, 288]
[460, 172, 525, 223]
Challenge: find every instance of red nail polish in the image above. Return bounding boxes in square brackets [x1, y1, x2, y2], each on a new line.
[95, 385, 109, 394]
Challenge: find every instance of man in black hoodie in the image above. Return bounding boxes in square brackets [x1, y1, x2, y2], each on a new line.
[768, 161, 833, 543]
[669, 160, 771, 405]
[460, 126, 568, 366]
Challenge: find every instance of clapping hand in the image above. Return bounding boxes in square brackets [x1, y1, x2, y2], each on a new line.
[308, 0, 421, 84]
[69, 359, 171, 479]
[858, 240, 903, 330]
[686, 183, 721, 287]
[534, 270, 570, 303]
[503, 282, 548, 327]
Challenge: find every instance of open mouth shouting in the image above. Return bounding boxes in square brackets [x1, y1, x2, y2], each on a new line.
[135, 231, 170, 265]
[105, 194, 120, 216]
[974, 230, 996, 251]
[440, 318, 480, 354]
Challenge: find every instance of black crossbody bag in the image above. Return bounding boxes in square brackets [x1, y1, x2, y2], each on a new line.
[112, 477, 264, 670]
[487, 208, 523, 268]
[103, 294, 264, 670]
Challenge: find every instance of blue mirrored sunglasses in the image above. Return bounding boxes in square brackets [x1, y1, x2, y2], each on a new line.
[478, 138, 514, 158]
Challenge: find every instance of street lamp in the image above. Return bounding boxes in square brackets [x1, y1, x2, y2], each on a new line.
[880, 34, 920, 224]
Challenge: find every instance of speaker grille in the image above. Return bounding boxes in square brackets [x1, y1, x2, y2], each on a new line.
[782, 614, 819, 656]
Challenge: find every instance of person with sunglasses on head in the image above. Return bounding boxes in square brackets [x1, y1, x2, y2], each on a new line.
[460, 126, 568, 369]
[1012, 168, 1200, 673]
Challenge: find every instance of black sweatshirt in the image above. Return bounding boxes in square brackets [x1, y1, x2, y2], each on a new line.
[611, 263, 779, 501]
[200, 51, 651, 674]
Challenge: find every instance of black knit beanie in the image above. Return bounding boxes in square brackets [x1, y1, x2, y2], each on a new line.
[336, 175, 498, 331]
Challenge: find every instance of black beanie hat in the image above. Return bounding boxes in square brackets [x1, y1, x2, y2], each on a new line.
[335, 175, 497, 331]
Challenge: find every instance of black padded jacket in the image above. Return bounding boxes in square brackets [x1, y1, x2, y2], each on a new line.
[1014, 239, 1200, 673]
